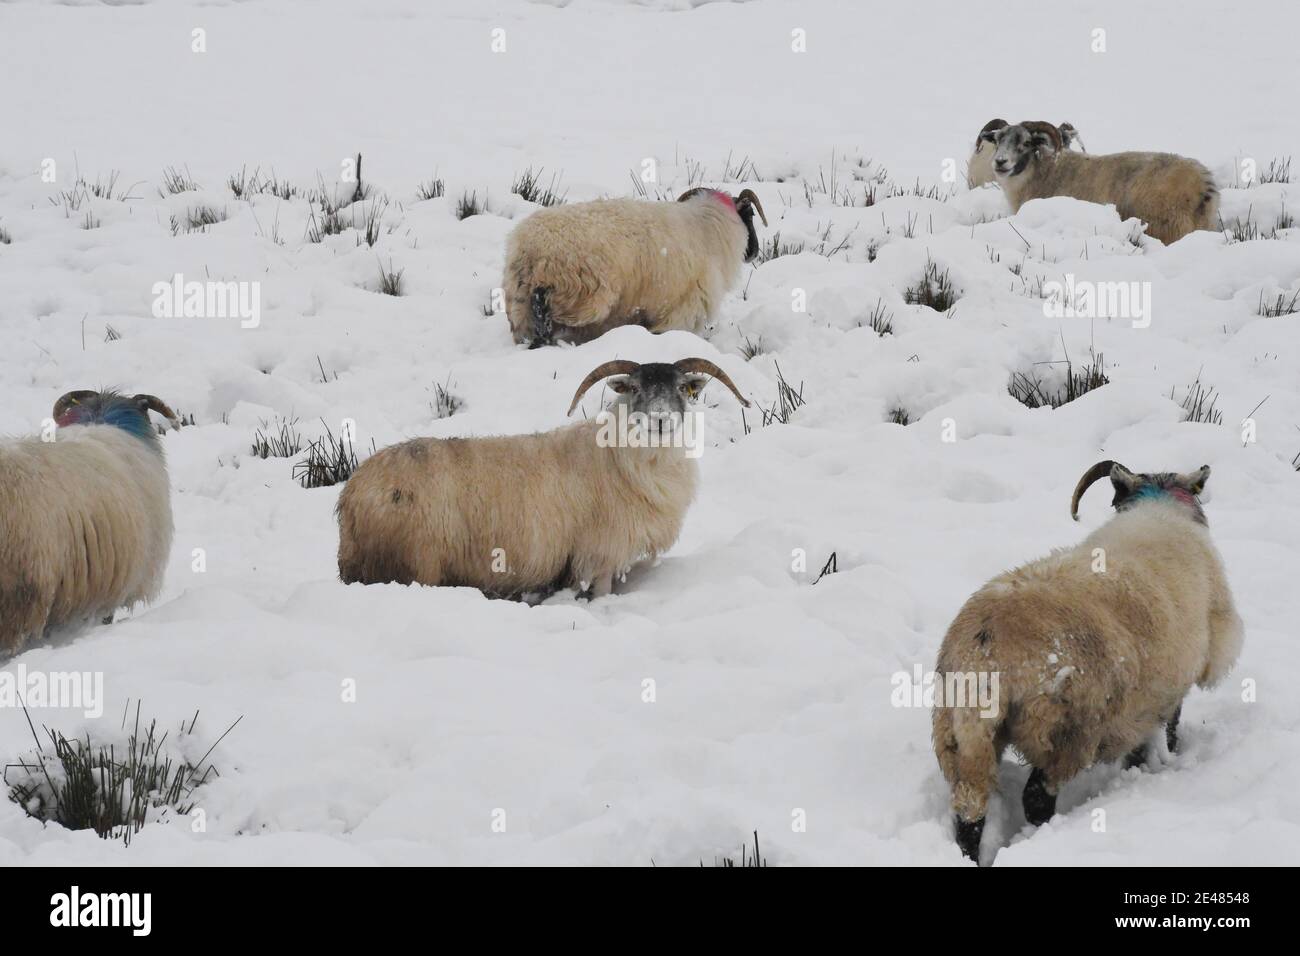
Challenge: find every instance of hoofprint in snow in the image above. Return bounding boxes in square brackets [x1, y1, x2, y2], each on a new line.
[0, 0, 1298, 865]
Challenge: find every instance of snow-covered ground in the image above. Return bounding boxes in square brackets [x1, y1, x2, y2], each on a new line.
[1, 0, 1298, 865]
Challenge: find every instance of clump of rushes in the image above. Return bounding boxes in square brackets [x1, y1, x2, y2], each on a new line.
[1008, 355, 1109, 409]
[904, 258, 958, 312]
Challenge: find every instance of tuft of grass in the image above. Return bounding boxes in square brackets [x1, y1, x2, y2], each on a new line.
[755, 230, 806, 263]
[432, 377, 463, 419]
[1258, 289, 1300, 317]
[456, 190, 486, 220]
[170, 204, 227, 235]
[511, 166, 566, 206]
[812, 553, 838, 584]
[356, 197, 389, 248]
[306, 201, 345, 243]
[1008, 355, 1110, 409]
[864, 299, 894, 336]
[1257, 156, 1292, 185]
[251, 415, 304, 459]
[104, 324, 122, 342]
[888, 406, 911, 425]
[377, 258, 404, 296]
[739, 334, 767, 360]
[742, 361, 806, 433]
[903, 258, 958, 312]
[4, 700, 238, 847]
[416, 178, 445, 201]
[1174, 374, 1223, 425]
[293, 421, 371, 489]
[0, 225, 10, 244]
[80, 210, 101, 230]
[160, 165, 199, 195]
[702, 831, 767, 868]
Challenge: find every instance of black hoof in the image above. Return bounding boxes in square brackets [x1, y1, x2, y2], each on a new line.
[1123, 744, 1148, 770]
[955, 816, 984, 863]
[1023, 767, 1057, 826]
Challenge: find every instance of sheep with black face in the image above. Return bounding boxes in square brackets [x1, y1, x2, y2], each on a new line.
[0, 389, 179, 654]
[337, 358, 751, 599]
[503, 189, 768, 347]
[982, 122, 1217, 243]
[932, 461, 1242, 865]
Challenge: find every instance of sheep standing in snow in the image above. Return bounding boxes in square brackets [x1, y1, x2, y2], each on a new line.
[0, 390, 179, 653]
[983, 122, 1217, 243]
[337, 358, 750, 598]
[931, 461, 1243, 864]
[502, 188, 768, 348]
[967, 119, 1082, 188]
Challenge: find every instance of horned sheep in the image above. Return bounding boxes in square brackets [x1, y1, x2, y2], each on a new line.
[967, 119, 1082, 189]
[336, 358, 750, 598]
[502, 189, 768, 348]
[931, 461, 1243, 864]
[0, 390, 179, 654]
[982, 122, 1218, 244]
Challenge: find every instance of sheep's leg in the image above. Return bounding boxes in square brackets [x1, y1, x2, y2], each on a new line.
[1166, 704, 1182, 754]
[578, 572, 614, 601]
[528, 287, 554, 349]
[1022, 767, 1057, 826]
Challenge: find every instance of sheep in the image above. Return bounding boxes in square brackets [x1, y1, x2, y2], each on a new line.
[0, 389, 180, 654]
[336, 358, 750, 598]
[982, 122, 1217, 243]
[502, 188, 768, 348]
[931, 460, 1243, 864]
[966, 119, 1082, 188]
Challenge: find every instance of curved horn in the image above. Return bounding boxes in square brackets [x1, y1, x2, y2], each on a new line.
[567, 360, 641, 416]
[52, 389, 99, 421]
[673, 358, 752, 408]
[734, 189, 768, 227]
[677, 187, 710, 203]
[976, 117, 1008, 148]
[1021, 120, 1063, 153]
[1070, 459, 1119, 521]
[134, 393, 181, 429]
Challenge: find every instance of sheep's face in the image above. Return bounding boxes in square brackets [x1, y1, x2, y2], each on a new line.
[606, 364, 707, 438]
[985, 124, 1056, 178]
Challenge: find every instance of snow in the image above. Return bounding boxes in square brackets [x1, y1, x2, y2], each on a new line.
[1, 0, 1298, 865]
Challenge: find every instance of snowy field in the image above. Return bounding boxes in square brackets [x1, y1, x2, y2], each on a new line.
[1, 0, 1298, 865]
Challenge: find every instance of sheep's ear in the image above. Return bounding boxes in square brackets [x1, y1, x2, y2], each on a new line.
[1109, 463, 1141, 495]
[605, 376, 636, 394]
[681, 374, 710, 400]
[1177, 465, 1211, 495]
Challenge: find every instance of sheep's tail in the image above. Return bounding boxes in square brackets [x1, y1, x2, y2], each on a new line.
[529, 286, 553, 349]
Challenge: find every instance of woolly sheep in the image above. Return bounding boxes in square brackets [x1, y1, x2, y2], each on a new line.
[931, 461, 1242, 864]
[967, 119, 1082, 189]
[336, 358, 751, 598]
[982, 122, 1217, 243]
[0, 390, 179, 654]
[502, 189, 768, 348]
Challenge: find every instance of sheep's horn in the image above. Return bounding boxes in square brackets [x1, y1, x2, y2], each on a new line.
[734, 189, 768, 227]
[1021, 120, 1063, 153]
[977, 118, 1008, 147]
[673, 358, 752, 408]
[567, 361, 641, 416]
[1070, 459, 1120, 520]
[52, 390, 99, 420]
[676, 188, 709, 202]
[134, 393, 181, 429]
